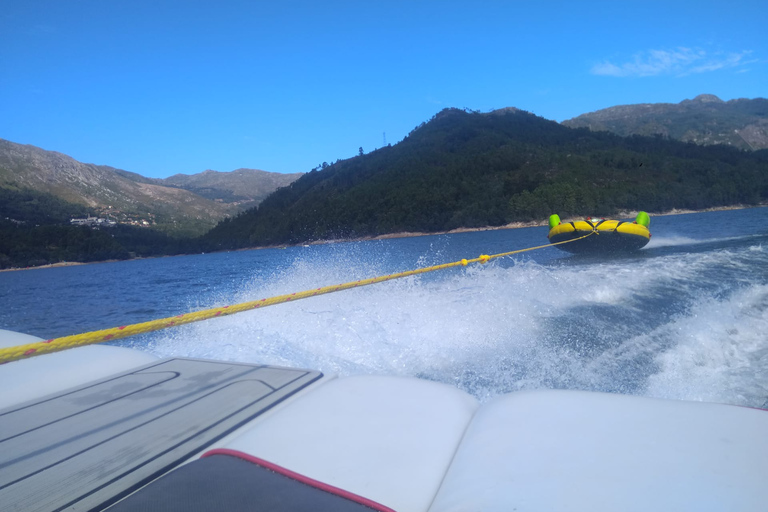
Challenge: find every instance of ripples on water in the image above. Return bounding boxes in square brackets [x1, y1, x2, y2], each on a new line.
[2, 208, 767, 407]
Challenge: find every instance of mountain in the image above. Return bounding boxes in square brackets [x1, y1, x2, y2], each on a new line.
[158, 168, 303, 210]
[0, 139, 303, 268]
[202, 107, 768, 249]
[0, 139, 302, 236]
[0, 139, 232, 236]
[562, 95, 768, 150]
[5, 96, 768, 266]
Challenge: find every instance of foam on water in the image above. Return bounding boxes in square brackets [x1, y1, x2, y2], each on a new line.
[645, 283, 768, 407]
[146, 240, 768, 407]
[646, 235, 706, 248]
[647, 233, 767, 249]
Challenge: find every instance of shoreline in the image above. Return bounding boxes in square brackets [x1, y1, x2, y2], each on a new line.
[0, 260, 121, 273]
[2, 204, 763, 272]
[304, 204, 764, 245]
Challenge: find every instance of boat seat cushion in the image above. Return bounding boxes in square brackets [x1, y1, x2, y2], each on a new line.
[216, 375, 480, 512]
[427, 390, 768, 512]
[108, 449, 395, 512]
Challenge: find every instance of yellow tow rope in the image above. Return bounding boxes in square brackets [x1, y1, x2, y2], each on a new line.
[0, 232, 594, 364]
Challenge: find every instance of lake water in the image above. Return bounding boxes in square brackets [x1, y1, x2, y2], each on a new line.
[2, 208, 767, 407]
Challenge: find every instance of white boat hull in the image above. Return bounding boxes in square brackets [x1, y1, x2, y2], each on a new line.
[1, 329, 767, 512]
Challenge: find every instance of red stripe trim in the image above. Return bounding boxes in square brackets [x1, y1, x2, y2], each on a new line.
[201, 448, 397, 512]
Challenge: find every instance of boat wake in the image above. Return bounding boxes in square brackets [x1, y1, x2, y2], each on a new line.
[645, 283, 768, 406]
[145, 240, 768, 408]
[646, 235, 705, 248]
[647, 233, 766, 249]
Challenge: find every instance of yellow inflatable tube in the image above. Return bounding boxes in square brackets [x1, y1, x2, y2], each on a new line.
[548, 212, 651, 253]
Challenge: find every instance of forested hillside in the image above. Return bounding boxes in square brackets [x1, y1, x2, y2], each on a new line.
[0, 188, 195, 269]
[5, 105, 768, 268]
[0, 140, 301, 268]
[202, 108, 768, 249]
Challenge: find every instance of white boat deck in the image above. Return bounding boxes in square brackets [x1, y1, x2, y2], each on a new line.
[0, 358, 321, 511]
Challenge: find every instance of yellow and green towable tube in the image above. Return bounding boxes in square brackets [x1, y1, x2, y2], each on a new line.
[548, 212, 651, 253]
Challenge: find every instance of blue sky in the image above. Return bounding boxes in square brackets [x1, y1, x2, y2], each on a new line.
[1, 1, 765, 178]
